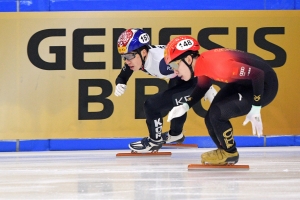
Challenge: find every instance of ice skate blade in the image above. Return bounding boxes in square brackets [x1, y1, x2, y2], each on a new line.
[116, 152, 172, 157]
[162, 143, 198, 148]
[188, 164, 249, 171]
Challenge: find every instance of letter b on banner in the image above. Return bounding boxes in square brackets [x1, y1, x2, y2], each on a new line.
[78, 79, 113, 120]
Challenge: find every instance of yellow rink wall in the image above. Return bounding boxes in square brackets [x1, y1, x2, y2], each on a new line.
[0, 11, 299, 140]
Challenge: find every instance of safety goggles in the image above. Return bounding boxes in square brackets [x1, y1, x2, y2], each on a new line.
[168, 59, 182, 70]
[121, 52, 138, 61]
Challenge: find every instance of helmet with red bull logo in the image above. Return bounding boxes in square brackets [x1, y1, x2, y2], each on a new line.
[117, 28, 150, 55]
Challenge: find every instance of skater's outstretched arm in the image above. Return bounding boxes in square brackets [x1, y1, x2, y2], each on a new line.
[114, 64, 133, 97]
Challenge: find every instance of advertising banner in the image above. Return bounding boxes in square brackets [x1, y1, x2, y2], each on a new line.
[0, 11, 299, 139]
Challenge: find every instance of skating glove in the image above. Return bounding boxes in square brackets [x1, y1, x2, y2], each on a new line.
[114, 84, 127, 97]
[243, 105, 263, 137]
[203, 85, 217, 103]
[167, 103, 189, 122]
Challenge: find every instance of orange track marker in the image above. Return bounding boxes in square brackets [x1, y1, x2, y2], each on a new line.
[116, 152, 172, 157]
[162, 144, 198, 148]
[188, 164, 249, 171]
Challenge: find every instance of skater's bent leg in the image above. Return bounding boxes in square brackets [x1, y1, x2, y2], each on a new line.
[170, 113, 187, 136]
[208, 104, 237, 153]
[144, 80, 194, 141]
[205, 110, 223, 149]
[144, 91, 173, 140]
[144, 96, 165, 140]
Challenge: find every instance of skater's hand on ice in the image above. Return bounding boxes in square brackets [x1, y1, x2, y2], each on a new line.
[167, 103, 189, 122]
[243, 105, 263, 137]
[203, 85, 217, 103]
[114, 84, 127, 97]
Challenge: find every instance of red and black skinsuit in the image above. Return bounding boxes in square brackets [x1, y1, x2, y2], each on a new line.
[187, 48, 278, 153]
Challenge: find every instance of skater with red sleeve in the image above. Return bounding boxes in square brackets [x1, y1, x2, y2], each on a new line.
[164, 35, 278, 165]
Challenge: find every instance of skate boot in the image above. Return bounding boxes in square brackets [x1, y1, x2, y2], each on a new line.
[201, 149, 239, 165]
[129, 137, 165, 153]
[161, 131, 185, 144]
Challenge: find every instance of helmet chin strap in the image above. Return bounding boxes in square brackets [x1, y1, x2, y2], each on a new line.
[137, 51, 146, 69]
[182, 59, 194, 80]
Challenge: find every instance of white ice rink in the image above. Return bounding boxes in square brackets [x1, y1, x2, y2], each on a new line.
[0, 146, 299, 200]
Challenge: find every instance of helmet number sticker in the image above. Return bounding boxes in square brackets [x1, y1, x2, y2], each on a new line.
[139, 33, 150, 44]
[176, 39, 194, 50]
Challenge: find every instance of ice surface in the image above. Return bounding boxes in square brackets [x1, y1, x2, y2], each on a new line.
[0, 147, 299, 199]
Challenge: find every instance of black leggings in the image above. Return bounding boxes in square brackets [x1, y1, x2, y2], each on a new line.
[205, 71, 278, 152]
[144, 77, 197, 140]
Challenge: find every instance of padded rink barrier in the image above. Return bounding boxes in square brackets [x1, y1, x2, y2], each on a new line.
[0, 0, 299, 12]
[0, 140, 16, 152]
[266, 136, 299, 146]
[0, 0, 16, 12]
[0, 137, 299, 152]
[6, 135, 299, 152]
